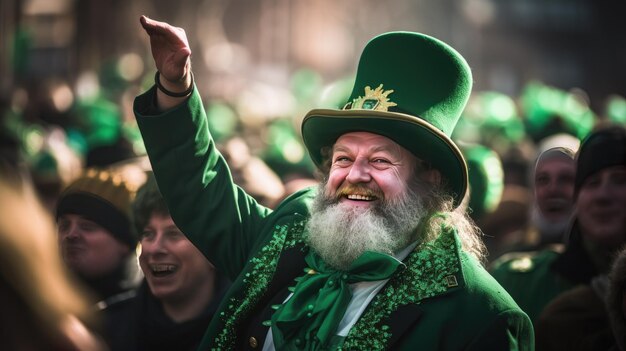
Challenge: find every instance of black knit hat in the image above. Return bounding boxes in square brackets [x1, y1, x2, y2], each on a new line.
[56, 169, 137, 247]
[575, 125, 626, 197]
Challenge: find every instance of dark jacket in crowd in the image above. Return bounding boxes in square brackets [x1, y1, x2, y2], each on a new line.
[535, 283, 617, 351]
[101, 281, 224, 351]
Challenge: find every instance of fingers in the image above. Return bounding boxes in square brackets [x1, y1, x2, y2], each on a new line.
[140, 15, 172, 37]
[140, 15, 170, 34]
[139, 15, 156, 34]
[139, 16, 190, 47]
[139, 15, 192, 83]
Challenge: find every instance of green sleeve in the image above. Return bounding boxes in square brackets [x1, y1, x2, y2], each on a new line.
[134, 85, 272, 280]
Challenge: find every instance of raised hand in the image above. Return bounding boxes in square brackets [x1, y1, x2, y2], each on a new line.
[139, 16, 193, 109]
[140, 15, 191, 83]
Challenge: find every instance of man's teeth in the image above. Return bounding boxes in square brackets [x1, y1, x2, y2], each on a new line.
[151, 264, 177, 273]
[347, 194, 373, 201]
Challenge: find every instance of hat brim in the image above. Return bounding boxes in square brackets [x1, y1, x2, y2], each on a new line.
[301, 109, 468, 207]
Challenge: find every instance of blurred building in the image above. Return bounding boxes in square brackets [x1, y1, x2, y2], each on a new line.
[2, 0, 625, 127]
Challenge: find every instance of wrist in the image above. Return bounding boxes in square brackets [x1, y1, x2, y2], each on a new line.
[155, 71, 193, 97]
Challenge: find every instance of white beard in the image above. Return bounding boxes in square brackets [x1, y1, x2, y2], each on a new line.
[530, 206, 569, 244]
[305, 183, 427, 271]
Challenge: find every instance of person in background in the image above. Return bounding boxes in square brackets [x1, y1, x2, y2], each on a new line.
[533, 244, 626, 351]
[484, 134, 578, 262]
[219, 136, 286, 208]
[528, 147, 576, 247]
[526, 133, 580, 250]
[134, 16, 532, 350]
[491, 124, 626, 324]
[0, 163, 106, 351]
[487, 145, 576, 263]
[101, 174, 227, 351]
[534, 277, 617, 350]
[56, 168, 142, 305]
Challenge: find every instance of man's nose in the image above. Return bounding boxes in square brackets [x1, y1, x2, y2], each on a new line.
[143, 234, 167, 254]
[546, 180, 560, 193]
[346, 158, 372, 184]
[63, 224, 80, 240]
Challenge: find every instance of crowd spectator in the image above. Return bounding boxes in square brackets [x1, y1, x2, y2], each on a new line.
[101, 174, 228, 351]
[491, 124, 626, 324]
[56, 168, 142, 304]
[525, 133, 579, 250]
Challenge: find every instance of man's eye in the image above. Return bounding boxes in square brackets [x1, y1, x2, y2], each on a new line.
[372, 159, 390, 164]
[584, 176, 601, 188]
[141, 230, 154, 240]
[80, 223, 99, 231]
[58, 222, 69, 232]
[165, 230, 183, 239]
[612, 173, 626, 185]
[334, 156, 350, 163]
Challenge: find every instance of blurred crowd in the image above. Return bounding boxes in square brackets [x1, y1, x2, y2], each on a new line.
[1, 51, 626, 350]
[3, 55, 626, 257]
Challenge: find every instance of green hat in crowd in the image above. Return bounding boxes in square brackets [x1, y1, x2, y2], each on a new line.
[463, 144, 504, 220]
[301, 31, 472, 207]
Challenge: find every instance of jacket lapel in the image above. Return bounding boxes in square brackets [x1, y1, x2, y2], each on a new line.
[211, 218, 307, 350]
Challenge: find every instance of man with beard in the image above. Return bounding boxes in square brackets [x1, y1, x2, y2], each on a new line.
[530, 146, 576, 245]
[525, 133, 579, 251]
[487, 144, 576, 261]
[134, 16, 533, 350]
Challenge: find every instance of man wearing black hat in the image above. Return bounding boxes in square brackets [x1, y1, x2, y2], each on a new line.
[134, 16, 532, 350]
[492, 125, 626, 325]
[56, 168, 142, 303]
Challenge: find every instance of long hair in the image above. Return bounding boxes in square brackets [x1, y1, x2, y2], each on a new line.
[408, 173, 487, 264]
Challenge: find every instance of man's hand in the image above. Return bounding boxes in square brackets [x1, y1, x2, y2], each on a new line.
[140, 16, 192, 109]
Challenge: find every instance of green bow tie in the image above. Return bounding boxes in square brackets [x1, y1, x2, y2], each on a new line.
[271, 249, 404, 350]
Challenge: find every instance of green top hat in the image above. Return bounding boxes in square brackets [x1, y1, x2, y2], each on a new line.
[302, 31, 472, 207]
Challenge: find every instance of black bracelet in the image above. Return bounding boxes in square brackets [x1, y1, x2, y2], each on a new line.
[154, 71, 194, 97]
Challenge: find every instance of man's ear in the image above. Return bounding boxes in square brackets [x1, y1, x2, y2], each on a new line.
[420, 169, 442, 186]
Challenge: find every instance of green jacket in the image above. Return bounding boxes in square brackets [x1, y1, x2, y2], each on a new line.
[490, 250, 573, 323]
[490, 225, 599, 323]
[134, 86, 534, 350]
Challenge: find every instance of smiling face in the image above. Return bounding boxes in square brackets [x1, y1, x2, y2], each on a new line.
[576, 166, 626, 247]
[57, 214, 130, 278]
[302, 132, 430, 270]
[139, 214, 214, 303]
[325, 132, 418, 209]
[534, 157, 576, 222]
